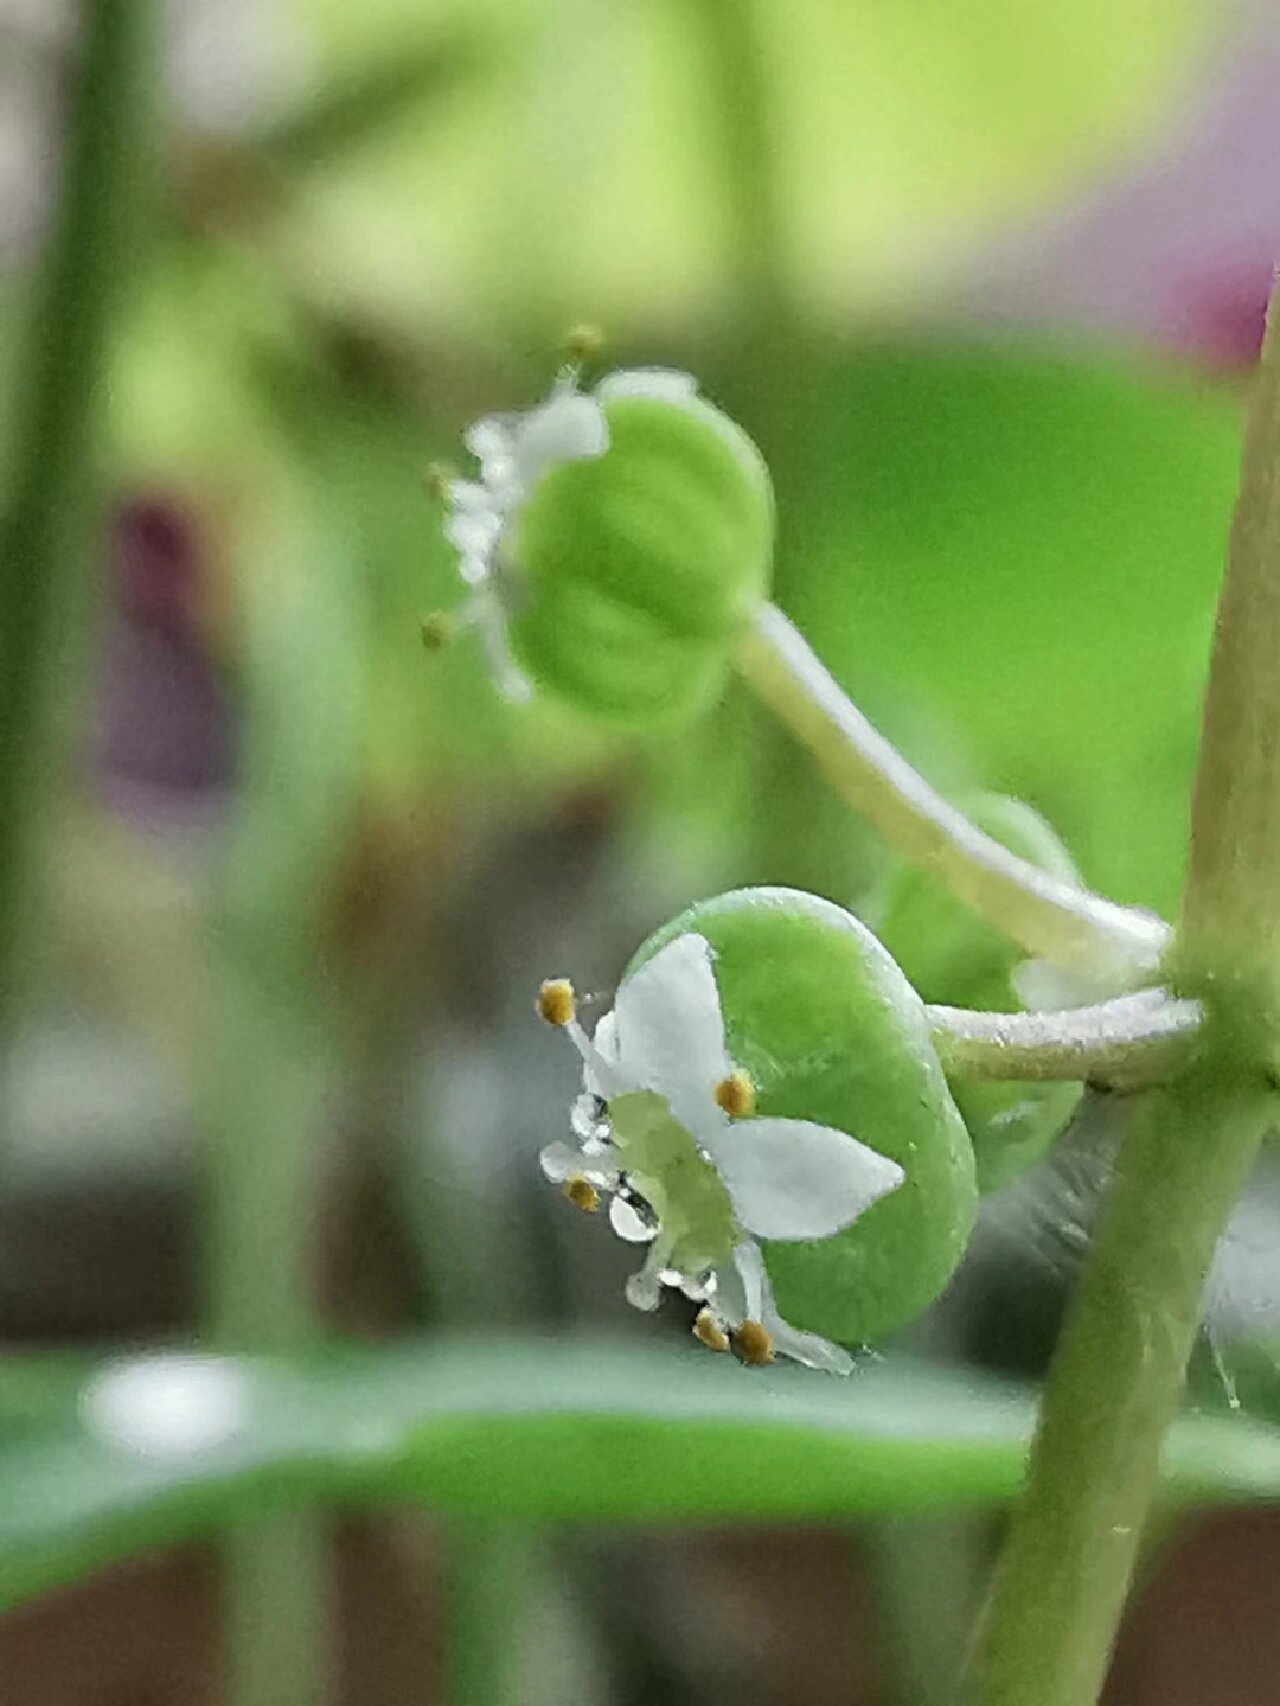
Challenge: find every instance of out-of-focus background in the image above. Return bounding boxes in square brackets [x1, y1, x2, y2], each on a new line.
[3, 1, 1280, 1701]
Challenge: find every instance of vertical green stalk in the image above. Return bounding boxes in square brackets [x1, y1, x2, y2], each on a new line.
[963, 284, 1280, 1706]
[683, 0, 789, 324]
[204, 495, 363, 1706]
[0, 0, 154, 1018]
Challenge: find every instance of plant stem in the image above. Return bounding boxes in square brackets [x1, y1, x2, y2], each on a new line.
[0, 0, 154, 1022]
[684, 0, 789, 323]
[204, 498, 363, 1706]
[926, 988, 1201, 1090]
[963, 280, 1280, 1706]
[734, 604, 1168, 978]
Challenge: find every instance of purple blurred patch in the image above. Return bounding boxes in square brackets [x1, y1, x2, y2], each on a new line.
[88, 498, 235, 824]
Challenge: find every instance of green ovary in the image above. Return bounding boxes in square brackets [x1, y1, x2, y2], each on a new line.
[609, 1091, 738, 1274]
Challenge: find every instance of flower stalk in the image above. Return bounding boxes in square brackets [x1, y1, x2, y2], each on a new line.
[962, 277, 1280, 1706]
[926, 988, 1202, 1091]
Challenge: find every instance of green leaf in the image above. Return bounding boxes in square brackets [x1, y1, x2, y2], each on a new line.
[771, 342, 1241, 916]
[4, 1335, 1279, 1610]
[280, 0, 1206, 328]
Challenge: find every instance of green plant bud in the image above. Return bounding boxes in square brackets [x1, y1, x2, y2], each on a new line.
[631, 887, 977, 1346]
[872, 794, 1085, 1193]
[443, 370, 772, 721]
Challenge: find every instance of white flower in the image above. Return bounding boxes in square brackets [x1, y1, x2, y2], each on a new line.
[539, 934, 905, 1374]
[443, 368, 698, 699]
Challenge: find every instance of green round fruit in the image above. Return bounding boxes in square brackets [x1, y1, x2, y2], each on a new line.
[633, 887, 977, 1344]
[509, 392, 773, 723]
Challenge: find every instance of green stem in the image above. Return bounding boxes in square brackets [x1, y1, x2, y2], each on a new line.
[963, 281, 1280, 1706]
[963, 1077, 1269, 1706]
[734, 605, 1168, 978]
[926, 988, 1201, 1090]
[203, 499, 363, 1706]
[442, 1521, 537, 1706]
[0, 0, 154, 1020]
[683, 0, 789, 323]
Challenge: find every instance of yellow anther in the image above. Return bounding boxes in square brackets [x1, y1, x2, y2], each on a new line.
[424, 461, 456, 501]
[732, 1320, 775, 1367]
[420, 610, 455, 652]
[693, 1308, 730, 1354]
[564, 323, 606, 366]
[562, 1174, 599, 1213]
[536, 978, 577, 1027]
[713, 1070, 755, 1118]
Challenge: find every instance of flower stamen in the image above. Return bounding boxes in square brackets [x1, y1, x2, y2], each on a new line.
[732, 1320, 775, 1366]
[693, 1308, 730, 1353]
[563, 1174, 600, 1213]
[713, 1069, 756, 1117]
[537, 978, 577, 1027]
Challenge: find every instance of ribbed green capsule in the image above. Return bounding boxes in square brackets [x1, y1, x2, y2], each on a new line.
[443, 370, 772, 721]
[872, 795, 1085, 1194]
[633, 888, 977, 1345]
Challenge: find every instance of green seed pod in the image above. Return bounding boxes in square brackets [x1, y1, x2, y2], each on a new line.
[443, 370, 772, 721]
[631, 887, 977, 1346]
[872, 794, 1084, 1193]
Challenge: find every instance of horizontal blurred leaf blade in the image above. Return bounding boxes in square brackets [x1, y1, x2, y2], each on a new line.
[3, 1335, 1280, 1607]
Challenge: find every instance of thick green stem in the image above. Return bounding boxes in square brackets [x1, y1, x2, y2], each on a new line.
[734, 605, 1168, 978]
[964, 281, 1280, 1706]
[964, 1076, 1270, 1706]
[0, 0, 154, 1020]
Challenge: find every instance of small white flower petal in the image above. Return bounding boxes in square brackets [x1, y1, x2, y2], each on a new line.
[566, 1016, 631, 1101]
[706, 1118, 904, 1242]
[609, 1195, 657, 1243]
[613, 934, 730, 1136]
[539, 1141, 584, 1183]
[596, 368, 698, 405]
[512, 393, 607, 484]
[469, 589, 532, 703]
[446, 479, 495, 512]
[465, 416, 516, 471]
[445, 508, 501, 558]
[727, 1239, 766, 1321]
[765, 1314, 855, 1376]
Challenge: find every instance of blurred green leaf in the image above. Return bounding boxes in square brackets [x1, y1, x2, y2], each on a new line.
[263, 27, 487, 170]
[4, 1334, 1280, 1608]
[281, 0, 1206, 330]
[771, 341, 1241, 916]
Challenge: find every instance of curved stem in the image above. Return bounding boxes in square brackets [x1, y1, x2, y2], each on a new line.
[964, 277, 1280, 1706]
[734, 604, 1169, 978]
[927, 989, 1201, 1091]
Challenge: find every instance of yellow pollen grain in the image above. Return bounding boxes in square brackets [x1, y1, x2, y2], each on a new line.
[537, 978, 576, 1027]
[732, 1320, 775, 1367]
[562, 1175, 599, 1213]
[713, 1070, 755, 1117]
[693, 1309, 730, 1354]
